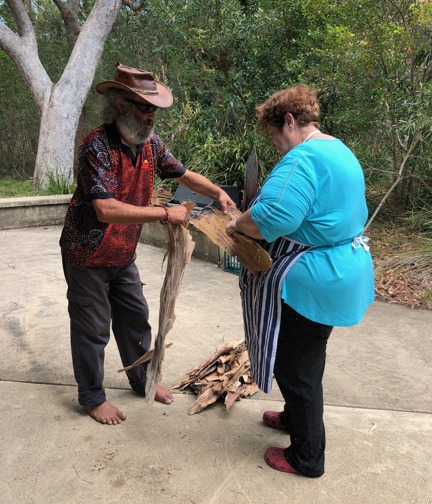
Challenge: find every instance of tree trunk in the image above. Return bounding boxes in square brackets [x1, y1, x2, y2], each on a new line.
[33, 85, 82, 187]
[1, 0, 124, 189]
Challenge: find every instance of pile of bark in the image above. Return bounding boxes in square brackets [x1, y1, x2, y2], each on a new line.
[172, 340, 260, 415]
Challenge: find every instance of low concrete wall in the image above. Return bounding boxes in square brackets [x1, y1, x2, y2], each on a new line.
[0, 195, 221, 265]
[0, 195, 72, 230]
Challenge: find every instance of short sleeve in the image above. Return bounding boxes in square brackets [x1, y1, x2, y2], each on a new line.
[250, 155, 316, 243]
[78, 129, 118, 199]
[151, 134, 187, 179]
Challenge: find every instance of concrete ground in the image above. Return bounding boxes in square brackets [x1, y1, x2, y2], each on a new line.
[0, 226, 431, 504]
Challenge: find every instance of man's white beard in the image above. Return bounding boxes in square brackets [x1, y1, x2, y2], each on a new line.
[116, 112, 154, 145]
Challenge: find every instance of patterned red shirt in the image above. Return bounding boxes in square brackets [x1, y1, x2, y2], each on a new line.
[60, 123, 186, 267]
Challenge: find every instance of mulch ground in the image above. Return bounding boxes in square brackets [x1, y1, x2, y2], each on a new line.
[367, 222, 432, 310]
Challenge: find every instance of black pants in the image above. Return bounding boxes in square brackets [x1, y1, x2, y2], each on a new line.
[62, 254, 152, 406]
[274, 303, 333, 478]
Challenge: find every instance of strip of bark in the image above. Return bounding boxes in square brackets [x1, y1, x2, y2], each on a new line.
[191, 207, 272, 273]
[145, 202, 196, 403]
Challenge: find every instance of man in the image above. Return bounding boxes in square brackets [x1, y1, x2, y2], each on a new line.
[60, 64, 236, 425]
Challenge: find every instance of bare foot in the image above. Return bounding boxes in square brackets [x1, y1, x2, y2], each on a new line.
[154, 385, 174, 405]
[84, 401, 127, 425]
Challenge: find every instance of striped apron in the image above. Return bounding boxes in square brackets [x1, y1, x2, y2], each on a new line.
[240, 235, 313, 393]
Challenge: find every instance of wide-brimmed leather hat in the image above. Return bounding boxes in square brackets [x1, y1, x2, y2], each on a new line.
[96, 64, 173, 108]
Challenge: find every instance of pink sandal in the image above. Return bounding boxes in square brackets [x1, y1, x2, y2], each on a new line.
[264, 447, 301, 475]
[262, 410, 288, 430]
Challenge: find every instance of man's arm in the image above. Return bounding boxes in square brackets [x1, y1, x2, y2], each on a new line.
[92, 198, 189, 226]
[176, 170, 236, 212]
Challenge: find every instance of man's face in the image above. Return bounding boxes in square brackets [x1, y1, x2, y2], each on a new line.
[116, 98, 157, 145]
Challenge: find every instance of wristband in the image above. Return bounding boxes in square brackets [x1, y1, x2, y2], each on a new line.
[160, 206, 170, 225]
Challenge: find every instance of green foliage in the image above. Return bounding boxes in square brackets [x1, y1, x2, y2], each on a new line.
[44, 172, 75, 195]
[0, 179, 38, 198]
[403, 207, 432, 234]
[296, 0, 432, 222]
[0, 53, 39, 179]
[100, 0, 318, 190]
[1, 0, 431, 228]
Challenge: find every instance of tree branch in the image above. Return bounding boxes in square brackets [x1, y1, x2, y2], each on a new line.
[364, 133, 421, 232]
[121, 0, 146, 12]
[59, 0, 123, 107]
[5, 0, 34, 37]
[0, 1, 51, 110]
[52, 0, 81, 45]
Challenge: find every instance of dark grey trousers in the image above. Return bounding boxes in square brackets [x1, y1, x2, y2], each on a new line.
[275, 303, 333, 478]
[62, 254, 152, 406]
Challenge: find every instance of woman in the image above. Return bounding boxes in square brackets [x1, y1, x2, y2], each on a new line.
[226, 85, 374, 478]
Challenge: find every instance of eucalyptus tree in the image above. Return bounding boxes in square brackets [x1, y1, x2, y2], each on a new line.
[0, 0, 144, 189]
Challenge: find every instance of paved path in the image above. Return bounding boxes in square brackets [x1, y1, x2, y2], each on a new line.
[1, 226, 431, 503]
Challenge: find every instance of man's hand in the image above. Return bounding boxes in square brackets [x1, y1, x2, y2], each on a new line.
[177, 170, 237, 213]
[218, 191, 237, 213]
[166, 205, 190, 227]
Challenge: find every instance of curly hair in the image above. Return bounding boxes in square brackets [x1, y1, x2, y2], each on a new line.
[256, 84, 320, 133]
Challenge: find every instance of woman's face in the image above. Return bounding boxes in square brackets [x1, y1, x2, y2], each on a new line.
[267, 123, 295, 155]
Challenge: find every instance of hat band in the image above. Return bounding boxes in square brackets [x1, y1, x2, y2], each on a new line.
[131, 87, 159, 95]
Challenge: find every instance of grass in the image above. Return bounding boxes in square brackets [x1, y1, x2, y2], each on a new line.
[0, 177, 75, 198]
[0, 178, 40, 198]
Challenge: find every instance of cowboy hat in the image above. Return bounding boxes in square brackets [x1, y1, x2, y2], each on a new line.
[95, 64, 173, 108]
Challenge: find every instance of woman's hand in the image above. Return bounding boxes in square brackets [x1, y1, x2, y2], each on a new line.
[226, 210, 263, 240]
[226, 219, 238, 236]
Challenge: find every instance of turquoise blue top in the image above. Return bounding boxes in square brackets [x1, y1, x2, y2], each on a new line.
[250, 138, 374, 326]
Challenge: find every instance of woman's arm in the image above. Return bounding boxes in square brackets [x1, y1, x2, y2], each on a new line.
[226, 208, 264, 240]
